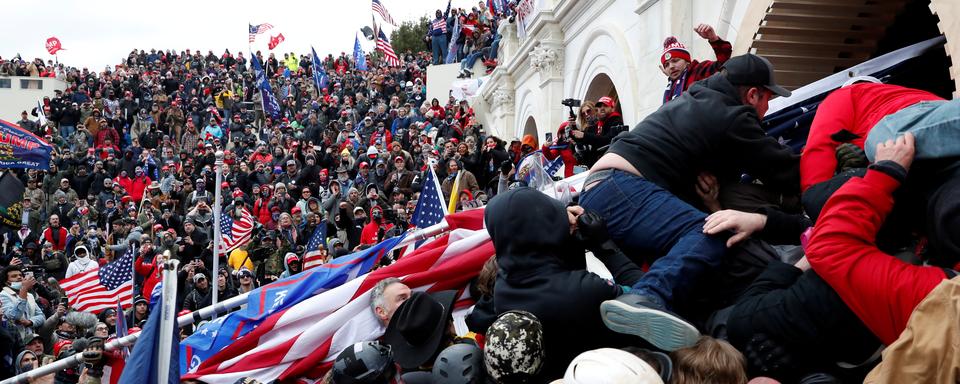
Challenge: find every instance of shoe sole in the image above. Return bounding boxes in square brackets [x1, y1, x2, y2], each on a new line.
[600, 299, 700, 351]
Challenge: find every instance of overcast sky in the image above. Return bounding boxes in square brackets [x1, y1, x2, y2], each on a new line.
[3, 0, 482, 70]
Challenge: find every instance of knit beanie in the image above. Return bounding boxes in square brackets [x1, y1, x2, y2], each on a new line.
[661, 36, 691, 66]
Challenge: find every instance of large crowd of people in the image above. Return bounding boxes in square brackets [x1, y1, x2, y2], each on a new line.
[1, 4, 959, 384]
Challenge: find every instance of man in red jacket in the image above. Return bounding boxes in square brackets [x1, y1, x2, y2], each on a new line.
[542, 122, 578, 178]
[801, 80, 943, 192]
[661, 24, 732, 104]
[807, 132, 956, 346]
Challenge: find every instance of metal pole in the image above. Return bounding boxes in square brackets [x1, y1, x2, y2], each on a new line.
[212, 151, 224, 313]
[0, 220, 454, 384]
[157, 255, 179, 384]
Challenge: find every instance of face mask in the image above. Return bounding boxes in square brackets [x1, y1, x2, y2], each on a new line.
[376, 168, 385, 176]
[21, 363, 33, 372]
[10, 282, 22, 291]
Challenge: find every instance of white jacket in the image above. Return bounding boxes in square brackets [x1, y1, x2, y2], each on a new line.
[65, 256, 97, 278]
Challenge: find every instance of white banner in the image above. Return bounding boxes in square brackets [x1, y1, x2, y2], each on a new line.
[516, 0, 537, 40]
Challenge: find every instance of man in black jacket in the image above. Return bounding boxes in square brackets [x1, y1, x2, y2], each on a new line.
[579, 54, 799, 352]
[486, 187, 646, 380]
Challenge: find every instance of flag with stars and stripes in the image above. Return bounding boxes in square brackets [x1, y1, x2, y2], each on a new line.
[376, 30, 401, 67]
[412, 166, 446, 228]
[60, 247, 135, 314]
[220, 207, 254, 253]
[371, 0, 397, 26]
[249, 23, 274, 43]
[302, 223, 328, 270]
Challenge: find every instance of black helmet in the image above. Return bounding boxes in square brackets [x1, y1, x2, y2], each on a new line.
[432, 343, 484, 384]
[331, 341, 396, 384]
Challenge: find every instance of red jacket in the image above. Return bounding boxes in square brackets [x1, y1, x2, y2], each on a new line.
[128, 175, 152, 202]
[41, 227, 68, 251]
[541, 122, 577, 178]
[360, 207, 393, 245]
[662, 39, 732, 104]
[135, 254, 162, 303]
[806, 168, 947, 345]
[800, 84, 942, 191]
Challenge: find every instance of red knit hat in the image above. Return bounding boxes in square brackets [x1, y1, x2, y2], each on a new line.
[661, 36, 691, 66]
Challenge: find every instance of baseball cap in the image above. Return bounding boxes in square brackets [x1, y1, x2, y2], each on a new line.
[722, 54, 791, 97]
[596, 96, 615, 107]
[193, 273, 207, 282]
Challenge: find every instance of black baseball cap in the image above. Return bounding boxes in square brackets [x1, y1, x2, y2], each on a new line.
[723, 54, 791, 98]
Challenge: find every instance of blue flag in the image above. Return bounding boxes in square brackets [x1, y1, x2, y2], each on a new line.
[250, 53, 281, 119]
[311, 46, 329, 93]
[353, 36, 367, 71]
[179, 234, 406, 375]
[119, 293, 179, 384]
[0, 119, 52, 170]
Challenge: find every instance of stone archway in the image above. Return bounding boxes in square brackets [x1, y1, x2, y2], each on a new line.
[522, 116, 539, 146]
[735, 0, 957, 96]
[583, 73, 622, 115]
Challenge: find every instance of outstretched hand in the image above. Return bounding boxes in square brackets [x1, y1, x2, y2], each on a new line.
[695, 24, 720, 42]
[703, 209, 767, 248]
[875, 132, 915, 172]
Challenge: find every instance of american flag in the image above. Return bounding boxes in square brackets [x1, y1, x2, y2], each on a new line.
[376, 30, 401, 67]
[371, 0, 397, 26]
[181, 210, 488, 383]
[60, 247, 135, 314]
[249, 23, 274, 43]
[412, 166, 446, 228]
[220, 207, 254, 253]
[302, 223, 328, 270]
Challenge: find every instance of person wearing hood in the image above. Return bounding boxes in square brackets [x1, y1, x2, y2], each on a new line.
[65, 245, 97, 278]
[126, 166, 153, 202]
[485, 187, 647, 380]
[360, 205, 393, 245]
[14, 350, 44, 378]
[279, 253, 302, 279]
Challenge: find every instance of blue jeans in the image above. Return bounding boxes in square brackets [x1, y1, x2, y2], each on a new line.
[866, 99, 960, 161]
[580, 170, 727, 308]
[489, 36, 502, 60]
[460, 50, 485, 71]
[431, 35, 448, 65]
[59, 125, 75, 140]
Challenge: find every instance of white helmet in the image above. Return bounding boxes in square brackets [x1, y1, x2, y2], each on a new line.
[563, 348, 664, 384]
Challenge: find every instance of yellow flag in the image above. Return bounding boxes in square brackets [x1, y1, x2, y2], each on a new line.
[447, 172, 461, 214]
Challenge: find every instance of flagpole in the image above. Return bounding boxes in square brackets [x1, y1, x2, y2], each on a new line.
[0, 217, 455, 384]
[157, 255, 179, 384]
[212, 151, 224, 312]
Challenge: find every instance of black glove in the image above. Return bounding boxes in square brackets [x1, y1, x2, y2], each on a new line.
[81, 337, 106, 378]
[745, 333, 797, 381]
[575, 210, 615, 252]
[835, 143, 867, 173]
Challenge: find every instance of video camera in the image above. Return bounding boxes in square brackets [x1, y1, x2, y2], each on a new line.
[561, 98, 582, 124]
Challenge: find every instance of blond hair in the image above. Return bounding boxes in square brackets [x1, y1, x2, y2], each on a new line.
[671, 336, 747, 384]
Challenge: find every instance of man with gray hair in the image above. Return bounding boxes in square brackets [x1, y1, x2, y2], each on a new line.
[369, 277, 411, 326]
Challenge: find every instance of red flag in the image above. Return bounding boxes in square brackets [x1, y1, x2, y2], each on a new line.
[45, 37, 64, 55]
[268, 33, 285, 50]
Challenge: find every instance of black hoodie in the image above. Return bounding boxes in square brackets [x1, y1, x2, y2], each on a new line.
[486, 188, 644, 380]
